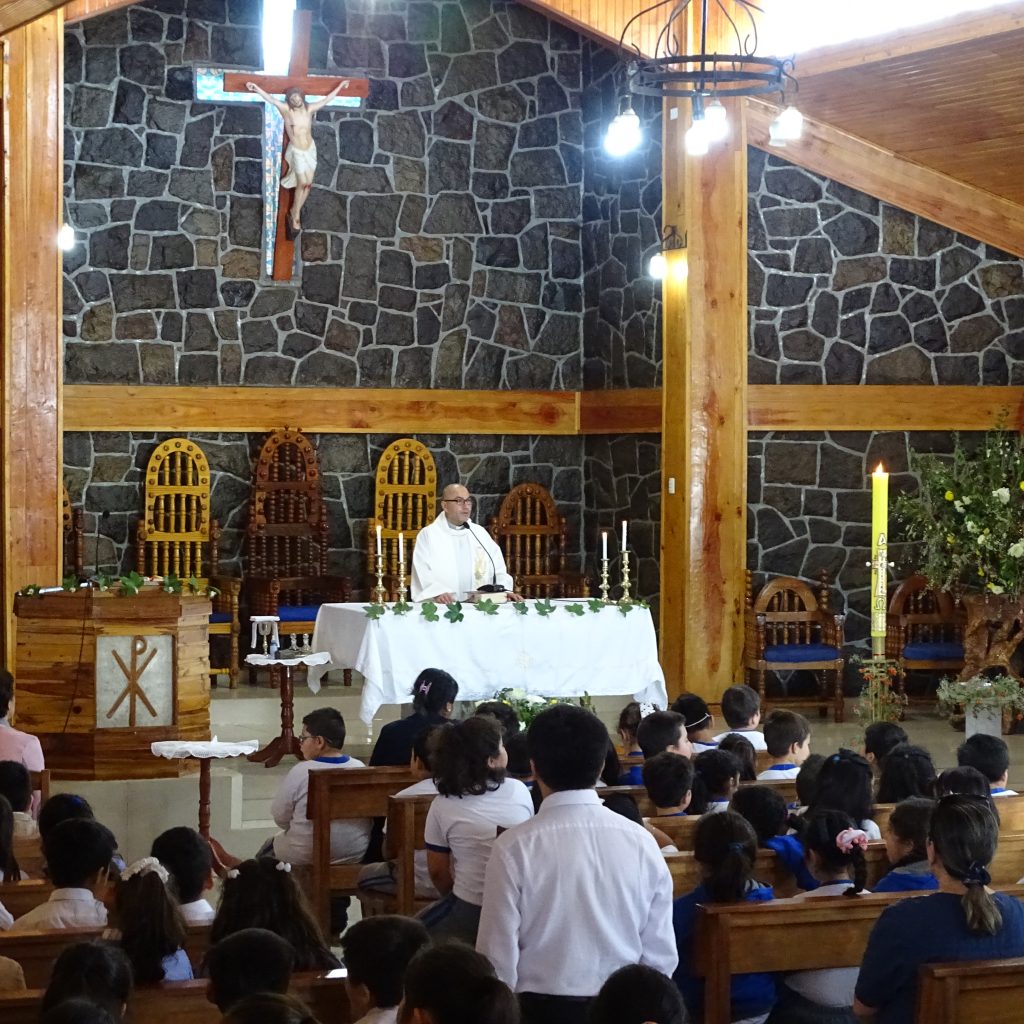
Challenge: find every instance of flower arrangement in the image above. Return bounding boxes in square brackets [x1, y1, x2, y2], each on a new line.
[936, 674, 1024, 720]
[485, 688, 586, 728]
[852, 656, 907, 724]
[895, 429, 1024, 598]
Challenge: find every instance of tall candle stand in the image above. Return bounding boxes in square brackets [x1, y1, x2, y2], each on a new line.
[372, 552, 387, 603]
[619, 550, 633, 603]
[397, 551, 409, 603]
[599, 555, 611, 603]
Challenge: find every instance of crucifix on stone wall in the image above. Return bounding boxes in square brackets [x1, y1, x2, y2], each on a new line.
[195, 8, 367, 281]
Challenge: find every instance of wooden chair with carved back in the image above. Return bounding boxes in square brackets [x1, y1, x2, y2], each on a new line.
[134, 438, 241, 687]
[886, 574, 965, 700]
[246, 428, 350, 682]
[366, 438, 436, 600]
[61, 485, 84, 580]
[743, 570, 846, 722]
[488, 482, 588, 598]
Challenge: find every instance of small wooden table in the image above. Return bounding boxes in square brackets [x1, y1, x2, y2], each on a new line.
[150, 739, 259, 837]
[245, 652, 330, 768]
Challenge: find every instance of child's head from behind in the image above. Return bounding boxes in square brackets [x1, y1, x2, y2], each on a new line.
[690, 749, 741, 814]
[0, 759, 31, 813]
[876, 743, 936, 803]
[589, 964, 686, 1024]
[504, 731, 532, 781]
[763, 710, 811, 762]
[206, 927, 295, 1012]
[222, 993, 322, 1024]
[338, 915, 429, 1016]
[957, 733, 1010, 786]
[300, 707, 346, 759]
[44, 818, 116, 889]
[642, 752, 694, 812]
[398, 942, 519, 1024]
[720, 685, 760, 730]
[800, 809, 867, 894]
[433, 716, 506, 798]
[795, 754, 826, 807]
[717, 733, 757, 781]
[473, 701, 521, 743]
[693, 811, 759, 902]
[863, 721, 907, 768]
[150, 826, 212, 905]
[637, 711, 691, 759]
[41, 939, 133, 1018]
[935, 766, 993, 802]
[617, 701, 644, 747]
[730, 785, 787, 844]
[884, 796, 934, 865]
[671, 694, 714, 740]
[410, 668, 459, 715]
[810, 749, 874, 824]
[529, 704, 608, 792]
[411, 723, 447, 775]
[38, 793, 95, 840]
[0, 794, 19, 879]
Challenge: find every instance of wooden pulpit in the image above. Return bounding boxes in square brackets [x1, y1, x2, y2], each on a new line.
[13, 589, 211, 780]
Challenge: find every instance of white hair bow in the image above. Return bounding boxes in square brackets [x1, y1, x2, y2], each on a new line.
[121, 856, 170, 884]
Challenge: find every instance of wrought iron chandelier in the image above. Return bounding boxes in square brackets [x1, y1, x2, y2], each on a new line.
[605, 0, 802, 157]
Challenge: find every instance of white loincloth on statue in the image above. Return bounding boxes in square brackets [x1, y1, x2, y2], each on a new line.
[281, 142, 317, 188]
[411, 512, 513, 601]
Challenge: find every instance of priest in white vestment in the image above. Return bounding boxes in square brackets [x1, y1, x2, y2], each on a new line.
[411, 484, 518, 603]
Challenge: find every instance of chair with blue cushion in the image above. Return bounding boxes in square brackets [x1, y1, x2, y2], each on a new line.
[134, 438, 241, 687]
[245, 428, 350, 684]
[885, 574, 965, 701]
[743, 570, 846, 722]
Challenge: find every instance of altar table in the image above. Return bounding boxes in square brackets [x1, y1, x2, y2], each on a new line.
[309, 602, 668, 724]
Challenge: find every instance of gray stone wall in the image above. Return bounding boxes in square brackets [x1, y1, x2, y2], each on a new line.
[749, 150, 1024, 385]
[65, 430, 585, 582]
[62, 0, 586, 390]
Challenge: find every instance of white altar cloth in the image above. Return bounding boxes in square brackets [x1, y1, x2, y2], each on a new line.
[309, 602, 668, 724]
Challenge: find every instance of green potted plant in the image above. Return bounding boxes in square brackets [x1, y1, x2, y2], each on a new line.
[936, 674, 1024, 738]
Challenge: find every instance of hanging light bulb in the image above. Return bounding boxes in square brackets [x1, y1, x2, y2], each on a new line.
[685, 118, 709, 156]
[648, 252, 667, 280]
[770, 105, 804, 144]
[704, 98, 729, 142]
[57, 223, 76, 251]
[604, 106, 642, 157]
[649, 225, 686, 280]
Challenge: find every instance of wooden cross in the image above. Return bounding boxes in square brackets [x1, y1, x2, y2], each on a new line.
[219, 11, 368, 281]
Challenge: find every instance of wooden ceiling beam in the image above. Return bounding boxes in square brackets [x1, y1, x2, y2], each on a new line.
[0, 0, 70, 34]
[61, 0, 133, 23]
[746, 97, 1024, 259]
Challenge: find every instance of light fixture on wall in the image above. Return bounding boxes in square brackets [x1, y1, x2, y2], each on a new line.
[609, 0, 801, 157]
[603, 98, 643, 156]
[649, 225, 687, 280]
[57, 223, 76, 251]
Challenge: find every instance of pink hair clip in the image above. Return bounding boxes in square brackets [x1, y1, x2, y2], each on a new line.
[836, 828, 869, 853]
[418, 680, 432, 696]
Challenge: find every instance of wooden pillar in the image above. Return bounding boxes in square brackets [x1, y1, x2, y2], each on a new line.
[659, 6, 749, 702]
[2, 12, 64, 666]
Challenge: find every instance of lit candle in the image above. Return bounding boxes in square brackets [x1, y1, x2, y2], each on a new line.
[375, 523, 382, 556]
[621, 520, 628, 550]
[398, 532, 404, 564]
[601, 531, 608, 560]
[870, 463, 889, 656]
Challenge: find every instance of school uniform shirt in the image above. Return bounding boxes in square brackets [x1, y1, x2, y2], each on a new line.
[0, 718, 44, 817]
[11, 813, 36, 839]
[872, 859, 938, 893]
[0, 900, 11, 931]
[992, 787, 1019, 797]
[780, 881, 870, 1006]
[387, 777, 439, 896]
[179, 898, 215, 925]
[271, 754, 371, 867]
[8, 888, 108, 931]
[756, 763, 800, 781]
[424, 778, 534, 906]
[712, 728, 768, 751]
[618, 757, 644, 787]
[763, 834, 819, 892]
[705, 799, 730, 814]
[692, 740, 718, 752]
[161, 948, 194, 981]
[477, 789, 677, 996]
[857, 891, 1024, 1024]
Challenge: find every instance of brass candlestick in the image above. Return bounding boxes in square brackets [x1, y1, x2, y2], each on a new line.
[620, 550, 633, 603]
[372, 552, 386, 603]
[397, 551, 409, 603]
[599, 556, 611, 602]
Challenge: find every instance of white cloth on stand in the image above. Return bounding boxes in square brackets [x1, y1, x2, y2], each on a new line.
[151, 740, 259, 759]
[411, 513, 512, 601]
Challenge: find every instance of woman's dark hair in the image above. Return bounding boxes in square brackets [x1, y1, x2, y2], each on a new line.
[38, 792, 95, 840]
[801, 809, 866, 896]
[412, 723, 447, 772]
[222, 993, 322, 1024]
[617, 701, 643, 745]
[930, 794, 1002, 935]
[109, 866, 188, 983]
[0, 794, 20, 880]
[671, 693, 712, 738]
[876, 743, 936, 803]
[693, 811, 759, 903]
[400, 942, 520, 1024]
[41, 1000, 118, 1024]
[474, 701, 521, 741]
[410, 668, 459, 714]
[210, 859, 339, 971]
[864, 722, 908, 765]
[717, 733, 757, 781]
[795, 753, 826, 807]
[41, 940, 134, 1016]
[0, 760, 30, 813]
[690, 749, 742, 815]
[730, 785, 787, 844]
[886, 796, 935, 863]
[505, 732, 532, 780]
[589, 964, 686, 1024]
[433, 716, 505, 797]
[809, 749, 875, 825]
[150, 826, 211, 905]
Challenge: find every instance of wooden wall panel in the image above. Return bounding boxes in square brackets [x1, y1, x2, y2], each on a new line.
[0, 0, 71, 34]
[2, 13, 64, 666]
[62, 0, 132, 22]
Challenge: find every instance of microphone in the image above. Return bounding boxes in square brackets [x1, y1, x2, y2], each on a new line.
[462, 522, 504, 592]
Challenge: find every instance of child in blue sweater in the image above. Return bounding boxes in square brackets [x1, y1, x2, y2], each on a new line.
[731, 784, 818, 892]
[874, 796, 939, 892]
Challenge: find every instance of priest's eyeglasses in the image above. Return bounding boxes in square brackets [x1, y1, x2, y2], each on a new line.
[442, 497, 474, 506]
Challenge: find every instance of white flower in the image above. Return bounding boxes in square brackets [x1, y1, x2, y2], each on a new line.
[965, 520, 977, 534]
[988, 583, 1006, 594]
[1010, 541, 1024, 558]
[954, 500, 964, 513]
[964, 497, 972, 505]
[994, 487, 1011, 505]
[526, 695, 545, 705]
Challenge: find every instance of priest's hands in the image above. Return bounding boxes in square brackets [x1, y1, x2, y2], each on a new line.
[435, 593, 456, 604]
[508, 592, 524, 602]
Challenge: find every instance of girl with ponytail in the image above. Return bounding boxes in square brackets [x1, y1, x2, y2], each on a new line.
[673, 811, 776, 1023]
[855, 795, 1024, 1022]
[771, 811, 870, 1022]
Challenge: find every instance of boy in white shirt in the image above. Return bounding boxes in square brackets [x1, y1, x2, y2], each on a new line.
[756, 709, 811, 781]
[957, 733, 1018, 797]
[642, 752, 694, 817]
[151, 825, 216, 925]
[10, 818, 114, 931]
[339, 915, 430, 1024]
[712, 684, 768, 751]
[269, 707, 371, 866]
[636, 711, 693, 760]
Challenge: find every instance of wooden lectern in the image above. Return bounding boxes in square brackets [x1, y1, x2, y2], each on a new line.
[14, 589, 212, 780]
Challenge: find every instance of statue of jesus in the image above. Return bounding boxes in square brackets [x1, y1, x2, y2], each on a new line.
[245, 80, 347, 238]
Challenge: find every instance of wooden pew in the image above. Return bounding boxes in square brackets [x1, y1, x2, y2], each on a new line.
[28, 769, 50, 804]
[0, 879, 52, 919]
[386, 793, 435, 917]
[0, 923, 211, 988]
[917, 956, 1024, 1024]
[617, 750, 776, 780]
[872, 796, 1024, 838]
[306, 766, 417, 933]
[0, 970, 351, 1024]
